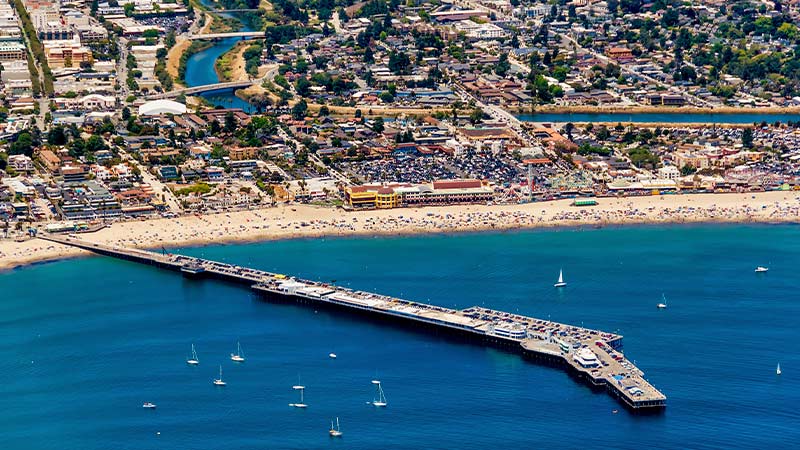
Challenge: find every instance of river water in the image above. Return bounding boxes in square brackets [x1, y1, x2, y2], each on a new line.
[517, 112, 800, 124]
[184, 3, 255, 111]
[2, 225, 799, 448]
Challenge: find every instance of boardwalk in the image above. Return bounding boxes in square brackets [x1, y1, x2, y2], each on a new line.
[39, 233, 666, 411]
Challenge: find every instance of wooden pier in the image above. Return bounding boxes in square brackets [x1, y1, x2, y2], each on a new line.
[38, 234, 666, 412]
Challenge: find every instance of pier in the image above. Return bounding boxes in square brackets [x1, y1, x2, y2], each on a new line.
[39, 234, 666, 412]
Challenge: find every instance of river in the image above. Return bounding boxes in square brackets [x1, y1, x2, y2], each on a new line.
[184, 2, 255, 111]
[517, 112, 800, 124]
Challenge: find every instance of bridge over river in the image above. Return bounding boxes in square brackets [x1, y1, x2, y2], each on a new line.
[146, 80, 254, 100]
[187, 31, 266, 41]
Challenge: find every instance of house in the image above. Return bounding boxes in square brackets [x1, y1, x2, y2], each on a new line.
[606, 47, 633, 61]
[158, 165, 179, 180]
[7, 155, 34, 173]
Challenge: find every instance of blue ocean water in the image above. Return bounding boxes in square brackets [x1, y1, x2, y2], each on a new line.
[2, 225, 799, 449]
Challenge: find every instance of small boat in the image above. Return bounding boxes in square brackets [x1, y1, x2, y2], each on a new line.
[230, 342, 245, 363]
[777, 363, 782, 376]
[554, 269, 567, 288]
[329, 417, 343, 437]
[143, 402, 157, 409]
[329, 353, 337, 359]
[187, 344, 199, 365]
[657, 294, 667, 309]
[371, 380, 387, 407]
[289, 384, 307, 408]
[612, 409, 618, 414]
[755, 266, 769, 273]
[213, 365, 226, 386]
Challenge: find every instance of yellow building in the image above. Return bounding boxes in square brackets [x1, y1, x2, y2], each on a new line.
[375, 188, 399, 209]
[346, 187, 378, 209]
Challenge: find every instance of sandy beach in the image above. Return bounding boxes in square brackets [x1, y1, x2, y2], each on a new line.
[2, 191, 799, 271]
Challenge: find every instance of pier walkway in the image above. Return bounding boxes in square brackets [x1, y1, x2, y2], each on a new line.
[38, 234, 666, 411]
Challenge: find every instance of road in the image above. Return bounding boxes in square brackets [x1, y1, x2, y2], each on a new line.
[276, 127, 352, 186]
[560, 33, 715, 108]
[452, 84, 534, 147]
[117, 146, 183, 213]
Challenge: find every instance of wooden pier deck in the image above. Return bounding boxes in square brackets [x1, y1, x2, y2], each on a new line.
[38, 234, 666, 411]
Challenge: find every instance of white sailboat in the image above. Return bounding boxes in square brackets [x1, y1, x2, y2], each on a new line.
[657, 294, 667, 309]
[187, 344, 199, 365]
[777, 363, 782, 375]
[329, 353, 337, 359]
[213, 365, 226, 386]
[755, 266, 769, 273]
[371, 380, 387, 407]
[230, 342, 245, 362]
[329, 417, 343, 437]
[289, 384, 307, 408]
[554, 269, 567, 288]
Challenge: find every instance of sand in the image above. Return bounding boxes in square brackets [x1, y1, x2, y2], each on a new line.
[2, 191, 799, 272]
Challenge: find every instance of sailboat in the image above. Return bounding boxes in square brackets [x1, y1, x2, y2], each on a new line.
[230, 342, 245, 362]
[187, 344, 199, 365]
[371, 380, 387, 407]
[329, 417, 343, 437]
[289, 384, 307, 408]
[755, 266, 769, 273]
[777, 363, 782, 376]
[554, 269, 567, 288]
[657, 294, 667, 309]
[213, 365, 226, 386]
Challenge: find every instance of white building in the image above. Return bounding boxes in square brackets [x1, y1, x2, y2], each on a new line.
[453, 20, 507, 40]
[8, 155, 34, 173]
[657, 165, 680, 180]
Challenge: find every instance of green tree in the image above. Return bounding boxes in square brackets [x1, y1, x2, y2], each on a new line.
[372, 117, 384, 133]
[469, 108, 483, 125]
[742, 127, 754, 148]
[495, 53, 510, 76]
[388, 51, 411, 75]
[564, 122, 575, 141]
[9, 131, 34, 156]
[224, 112, 237, 133]
[47, 126, 67, 145]
[291, 100, 308, 120]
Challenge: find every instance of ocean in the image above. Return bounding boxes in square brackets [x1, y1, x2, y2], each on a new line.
[1, 225, 798, 448]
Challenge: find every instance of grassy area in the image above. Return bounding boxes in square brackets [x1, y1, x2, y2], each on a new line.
[214, 41, 245, 82]
[174, 183, 214, 196]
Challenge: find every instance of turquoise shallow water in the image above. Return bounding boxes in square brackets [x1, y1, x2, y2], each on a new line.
[2, 225, 799, 448]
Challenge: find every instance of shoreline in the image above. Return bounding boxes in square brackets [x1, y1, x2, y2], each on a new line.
[2, 191, 799, 272]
